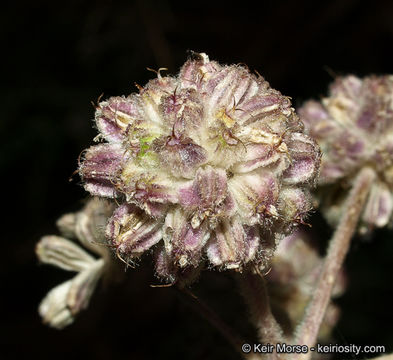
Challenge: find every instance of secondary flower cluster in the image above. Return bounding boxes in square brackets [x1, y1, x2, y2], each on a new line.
[36, 198, 115, 329]
[299, 75, 393, 229]
[79, 53, 320, 282]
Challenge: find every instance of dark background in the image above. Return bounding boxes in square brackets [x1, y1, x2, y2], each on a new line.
[2, 0, 393, 359]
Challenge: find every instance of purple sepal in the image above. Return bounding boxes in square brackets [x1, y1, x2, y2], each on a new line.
[79, 144, 125, 198]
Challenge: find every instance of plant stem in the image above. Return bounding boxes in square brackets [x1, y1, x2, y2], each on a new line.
[294, 167, 375, 359]
[238, 271, 284, 359]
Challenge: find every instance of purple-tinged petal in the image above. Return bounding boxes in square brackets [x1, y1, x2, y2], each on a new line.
[298, 100, 336, 139]
[299, 100, 329, 123]
[159, 89, 204, 135]
[179, 53, 222, 92]
[236, 94, 283, 125]
[323, 77, 364, 125]
[144, 76, 178, 97]
[138, 201, 168, 218]
[178, 53, 209, 89]
[206, 218, 259, 269]
[96, 95, 143, 143]
[229, 170, 279, 225]
[106, 204, 162, 257]
[332, 132, 365, 161]
[179, 166, 227, 209]
[163, 209, 210, 267]
[206, 219, 243, 268]
[356, 107, 377, 131]
[79, 144, 125, 198]
[203, 67, 256, 114]
[283, 133, 321, 185]
[329, 75, 363, 100]
[106, 203, 137, 245]
[131, 181, 175, 217]
[243, 225, 261, 262]
[284, 156, 317, 184]
[118, 225, 162, 257]
[320, 163, 346, 183]
[177, 181, 200, 209]
[178, 166, 234, 226]
[154, 246, 177, 284]
[154, 245, 203, 286]
[120, 167, 178, 217]
[362, 183, 393, 227]
[278, 188, 312, 224]
[153, 136, 207, 179]
[231, 144, 280, 173]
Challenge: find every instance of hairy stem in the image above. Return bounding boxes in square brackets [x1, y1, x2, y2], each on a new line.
[238, 271, 284, 360]
[294, 167, 376, 358]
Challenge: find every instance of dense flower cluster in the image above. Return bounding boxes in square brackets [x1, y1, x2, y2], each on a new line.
[79, 53, 320, 282]
[299, 75, 393, 229]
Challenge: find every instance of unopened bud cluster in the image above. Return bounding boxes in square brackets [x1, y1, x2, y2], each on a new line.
[36, 198, 114, 329]
[79, 53, 320, 282]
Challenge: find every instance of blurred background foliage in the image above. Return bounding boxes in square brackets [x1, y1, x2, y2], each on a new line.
[1, 0, 393, 359]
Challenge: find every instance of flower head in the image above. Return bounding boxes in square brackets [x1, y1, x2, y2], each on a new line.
[79, 53, 320, 282]
[299, 75, 393, 229]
